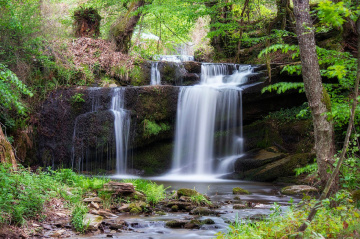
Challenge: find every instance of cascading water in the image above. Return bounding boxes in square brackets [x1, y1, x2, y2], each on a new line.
[71, 88, 131, 175]
[150, 62, 161, 85]
[111, 88, 131, 175]
[170, 64, 253, 178]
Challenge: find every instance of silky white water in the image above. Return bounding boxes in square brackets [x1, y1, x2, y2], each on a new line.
[170, 64, 253, 178]
[150, 62, 161, 85]
[111, 88, 131, 175]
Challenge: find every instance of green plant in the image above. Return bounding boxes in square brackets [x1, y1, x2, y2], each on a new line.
[71, 203, 88, 233]
[190, 194, 212, 206]
[70, 93, 85, 104]
[122, 179, 169, 205]
[142, 119, 170, 138]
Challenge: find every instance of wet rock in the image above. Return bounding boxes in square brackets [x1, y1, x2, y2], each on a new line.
[280, 185, 318, 195]
[248, 214, 267, 220]
[233, 204, 247, 209]
[90, 202, 100, 210]
[177, 188, 199, 197]
[103, 181, 135, 194]
[167, 201, 192, 210]
[83, 214, 104, 230]
[179, 196, 191, 202]
[129, 191, 146, 200]
[42, 224, 52, 230]
[129, 208, 141, 214]
[155, 211, 166, 215]
[202, 218, 215, 224]
[190, 207, 215, 216]
[83, 197, 102, 203]
[51, 229, 66, 237]
[165, 220, 187, 228]
[233, 196, 241, 200]
[184, 222, 200, 229]
[233, 187, 250, 195]
[55, 212, 67, 217]
[98, 210, 117, 218]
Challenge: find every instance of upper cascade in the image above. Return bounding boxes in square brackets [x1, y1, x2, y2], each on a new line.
[154, 55, 194, 62]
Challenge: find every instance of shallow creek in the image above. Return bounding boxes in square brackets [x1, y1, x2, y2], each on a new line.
[80, 177, 300, 239]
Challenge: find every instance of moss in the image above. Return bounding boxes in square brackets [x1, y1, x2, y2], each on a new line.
[142, 119, 171, 138]
[322, 88, 333, 120]
[190, 219, 202, 225]
[233, 187, 250, 195]
[130, 65, 147, 86]
[202, 218, 215, 225]
[171, 205, 179, 212]
[177, 188, 199, 197]
[190, 207, 213, 216]
[155, 211, 166, 215]
[129, 207, 141, 214]
[165, 220, 186, 228]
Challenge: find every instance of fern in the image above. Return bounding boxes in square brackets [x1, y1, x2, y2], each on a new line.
[261, 82, 304, 94]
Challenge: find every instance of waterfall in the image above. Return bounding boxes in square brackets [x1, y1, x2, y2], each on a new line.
[150, 62, 161, 85]
[171, 64, 253, 176]
[71, 88, 131, 175]
[111, 88, 131, 175]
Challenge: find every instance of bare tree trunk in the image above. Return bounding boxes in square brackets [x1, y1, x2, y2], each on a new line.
[109, 0, 145, 53]
[297, 17, 360, 236]
[293, 0, 337, 190]
[0, 127, 17, 168]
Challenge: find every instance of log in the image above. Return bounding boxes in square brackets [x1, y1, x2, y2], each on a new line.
[103, 181, 135, 194]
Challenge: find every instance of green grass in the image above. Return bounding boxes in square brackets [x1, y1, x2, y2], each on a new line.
[122, 179, 169, 205]
[0, 164, 108, 227]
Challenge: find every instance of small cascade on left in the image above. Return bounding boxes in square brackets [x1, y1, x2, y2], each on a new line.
[150, 62, 161, 85]
[71, 88, 132, 175]
[111, 88, 131, 175]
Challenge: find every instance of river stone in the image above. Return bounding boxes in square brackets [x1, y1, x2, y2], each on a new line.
[83, 214, 104, 230]
[184, 222, 200, 229]
[50, 229, 66, 237]
[202, 218, 215, 224]
[118, 204, 130, 212]
[190, 207, 215, 216]
[167, 201, 192, 210]
[165, 220, 187, 228]
[280, 185, 318, 195]
[233, 204, 247, 209]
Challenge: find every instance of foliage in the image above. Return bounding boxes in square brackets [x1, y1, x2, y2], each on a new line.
[143, 119, 170, 138]
[122, 178, 169, 205]
[218, 191, 360, 238]
[265, 103, 311, 122]
[71, 203, 88, 233]
[190, 194, 212, 206]
[0, 64, 33, 115]
[70, 93, 85, 104]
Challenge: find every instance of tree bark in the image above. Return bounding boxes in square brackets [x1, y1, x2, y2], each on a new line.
[0, 126, 17, 168]
[293, 0, 337, 190]
[109, 0, 145, 53]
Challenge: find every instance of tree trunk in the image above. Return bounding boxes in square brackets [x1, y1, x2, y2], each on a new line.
[293, 0, 337, 191]
[109, 0, 145, 53]
[0, 127, 17, 168]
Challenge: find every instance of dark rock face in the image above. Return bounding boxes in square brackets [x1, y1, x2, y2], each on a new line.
[37, 86, 179, 173]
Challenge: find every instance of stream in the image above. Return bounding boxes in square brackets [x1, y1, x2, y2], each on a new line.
[81, 177, 299, 239]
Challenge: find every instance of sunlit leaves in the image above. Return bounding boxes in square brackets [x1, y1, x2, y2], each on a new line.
[316, 0, 350, 28]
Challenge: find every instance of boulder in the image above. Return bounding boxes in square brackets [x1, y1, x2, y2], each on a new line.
[50, 229, 66, 237]
[89, 202, 100, 210]
[190, 207, 216, 216]
[202, 218, 215, 224]
[280, 185, 318, 195]
[83, 213, 103, 230]
[177, 188, 199, 197]
[233, 204, 247, 209]
[97, 210, 117, 218]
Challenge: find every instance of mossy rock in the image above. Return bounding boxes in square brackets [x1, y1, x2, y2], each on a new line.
[171, 205, 179, 212]
[202, 218, 215, 225]
[190, 207, 214, 216]
[165, 220, 187, 228]
[155, 211, 166, 215]
[177, 188, 199, 197]
[233, 187, 250, 195]
[129, 207, 141, 214]
[352, 190, 360, 202]
[280, 185, 318, 195]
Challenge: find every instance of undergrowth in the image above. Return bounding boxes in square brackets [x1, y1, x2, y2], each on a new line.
[218, 191, 360, 239]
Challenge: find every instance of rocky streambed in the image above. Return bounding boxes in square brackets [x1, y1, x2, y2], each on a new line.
[34, 178, 317, 239]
